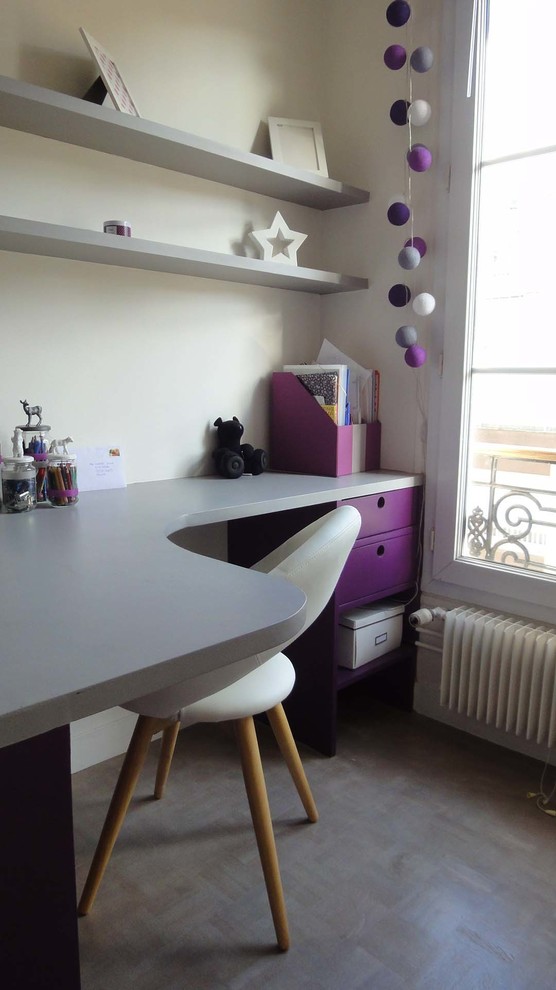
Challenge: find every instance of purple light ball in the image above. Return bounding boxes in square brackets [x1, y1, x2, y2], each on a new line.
[410, 46, 434, 73]
[386, 1, 411, 28]
[384, 44, 407, 70]
[398, 246, 421, 270]
[407, 143, 432, 172]
[405, 344, 427, 367]
[388, 283, 411, 307]
[390, 99, 410, 126]
[387, 201, 410, 226]
[404, 236, 427, 257]
[395, 325, 418, 348]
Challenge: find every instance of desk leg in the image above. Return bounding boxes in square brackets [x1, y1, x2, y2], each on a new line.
[0, 725, 81, 989]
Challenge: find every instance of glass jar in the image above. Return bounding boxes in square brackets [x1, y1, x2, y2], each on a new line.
[47, 453, 79, 506]
[22, 427, 50, 503]
[1, 457, 37, 512]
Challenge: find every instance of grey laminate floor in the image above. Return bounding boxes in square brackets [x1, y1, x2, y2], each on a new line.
[72, 692, 556, 989]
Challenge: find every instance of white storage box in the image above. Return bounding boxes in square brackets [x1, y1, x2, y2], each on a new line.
[337, 599, 404, 669]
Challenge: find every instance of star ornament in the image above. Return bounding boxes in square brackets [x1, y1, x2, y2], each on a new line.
[250, 211, 307, 266]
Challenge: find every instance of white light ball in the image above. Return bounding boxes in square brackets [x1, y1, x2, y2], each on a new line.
[412, 292, 436, 316]
[408, 99, 432, 127]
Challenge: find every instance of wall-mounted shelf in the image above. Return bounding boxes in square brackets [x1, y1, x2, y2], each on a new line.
[0, 216, 368, 294]
[0, 75, 370, 211]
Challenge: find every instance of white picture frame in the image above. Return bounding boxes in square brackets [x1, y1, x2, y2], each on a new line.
[268, 117, 328, 176]
[79, 27, 140, 117]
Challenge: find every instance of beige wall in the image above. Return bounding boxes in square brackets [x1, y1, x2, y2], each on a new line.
[0, 0, 442, 482]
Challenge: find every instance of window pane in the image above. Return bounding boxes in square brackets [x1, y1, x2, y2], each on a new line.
[473, 154, 556, 368]
[461, 374, 556, 575]
[469, 374, 556, 434]
[483, 1, 556, 159]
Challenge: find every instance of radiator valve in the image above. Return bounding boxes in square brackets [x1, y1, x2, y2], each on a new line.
[408, 607, 447, 628]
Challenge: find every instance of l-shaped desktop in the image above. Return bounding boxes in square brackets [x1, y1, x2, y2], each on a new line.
[0, 469, 421, 988]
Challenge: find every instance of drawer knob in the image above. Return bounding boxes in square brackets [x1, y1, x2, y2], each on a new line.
[377, 496, 385, 508]
[376, 544, 385, 556]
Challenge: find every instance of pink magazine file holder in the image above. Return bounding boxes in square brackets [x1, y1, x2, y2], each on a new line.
[270, 372, 381, 477]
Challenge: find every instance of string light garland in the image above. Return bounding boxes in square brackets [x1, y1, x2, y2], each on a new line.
[384, 2, 434, 369]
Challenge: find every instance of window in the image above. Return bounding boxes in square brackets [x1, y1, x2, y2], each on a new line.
[425, 0, 556, 615]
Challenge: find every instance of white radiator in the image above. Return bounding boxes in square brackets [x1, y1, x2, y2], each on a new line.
[439, 607, 556, 746]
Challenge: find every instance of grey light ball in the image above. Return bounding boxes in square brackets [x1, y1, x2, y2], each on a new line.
[395, 325, 418, 348]
[410, 46, 434, 73]
[398, 246, 421, 270]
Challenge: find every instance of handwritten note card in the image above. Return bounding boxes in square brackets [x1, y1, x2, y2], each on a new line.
[76, 446, 126, 491]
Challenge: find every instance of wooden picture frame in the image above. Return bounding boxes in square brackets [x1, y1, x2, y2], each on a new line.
[79, 28, 140, 117]
[268, 117, 328, 176]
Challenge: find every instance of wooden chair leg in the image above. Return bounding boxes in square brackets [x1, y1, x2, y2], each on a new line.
[267, 703, 319, 823]
[234, 716, 290, 952]
[154, 720, 180, 799]
[78, 714, 167, 917]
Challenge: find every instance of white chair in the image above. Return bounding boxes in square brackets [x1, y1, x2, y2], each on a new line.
[77, 504, 361, 951]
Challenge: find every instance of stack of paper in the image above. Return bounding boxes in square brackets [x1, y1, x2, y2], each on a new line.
[316, 340, 379, 423]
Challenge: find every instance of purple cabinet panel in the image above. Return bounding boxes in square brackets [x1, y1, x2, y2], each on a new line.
[0, 726, 81, 988]
[341, 487, 419, 539]
[335, 528, 416, 606]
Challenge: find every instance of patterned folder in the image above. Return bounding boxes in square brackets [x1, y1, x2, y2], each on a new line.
[283, 363, 348, 425]
[296, 371, 339, 405]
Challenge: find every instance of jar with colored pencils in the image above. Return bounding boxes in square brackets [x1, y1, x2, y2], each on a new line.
[22, 427, 51, 502]
[47, 452, 79, 506]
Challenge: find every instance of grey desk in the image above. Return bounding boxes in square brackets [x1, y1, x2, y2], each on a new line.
[0, 470, 420, 988]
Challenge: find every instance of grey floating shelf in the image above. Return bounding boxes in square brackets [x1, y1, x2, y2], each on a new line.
[0, 216, 368, 294]
[0, 75, 370, 210]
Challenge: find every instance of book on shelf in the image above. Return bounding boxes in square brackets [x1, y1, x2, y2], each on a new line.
[282, 363, 381, 425]
[283, 364, 350, 425]
[295, 370, 339, 424]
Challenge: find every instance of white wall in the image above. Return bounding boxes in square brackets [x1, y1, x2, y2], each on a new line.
[0, 0, 330, 481]
[0, 0, 441, 482]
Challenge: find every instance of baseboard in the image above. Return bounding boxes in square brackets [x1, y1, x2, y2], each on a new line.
[414, 668, 556, 767]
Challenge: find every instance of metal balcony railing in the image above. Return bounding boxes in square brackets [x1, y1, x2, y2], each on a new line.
[465, 443, 556, 573]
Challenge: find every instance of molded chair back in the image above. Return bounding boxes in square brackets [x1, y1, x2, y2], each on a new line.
[124, 504, 361, 718]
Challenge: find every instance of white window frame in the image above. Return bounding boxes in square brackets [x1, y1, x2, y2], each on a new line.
[421, 0, 556, 624]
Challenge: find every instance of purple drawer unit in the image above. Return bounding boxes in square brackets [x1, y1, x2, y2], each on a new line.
[341, 487, 420, 539]
[335, 527, 417, 606]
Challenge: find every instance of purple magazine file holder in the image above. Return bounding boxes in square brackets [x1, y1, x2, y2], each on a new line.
[270, 372, 381, 476]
